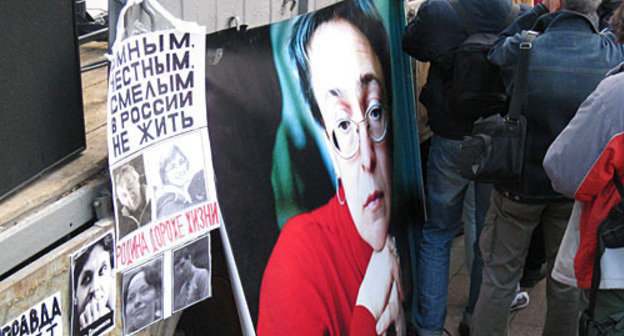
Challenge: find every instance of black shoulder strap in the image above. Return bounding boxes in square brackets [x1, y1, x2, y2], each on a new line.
[502, 4, 520, 31]
[586, 231, 604, 319]
[507, 30, 538, 120]
[448, 0, 477, 35]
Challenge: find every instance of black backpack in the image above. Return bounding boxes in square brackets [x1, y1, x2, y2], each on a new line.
[446, 0, 520, 119]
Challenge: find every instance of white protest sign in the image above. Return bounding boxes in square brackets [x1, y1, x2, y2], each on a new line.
[107, 30, 207, 158]
[106, 0, 220, 273]
[0, 292, 63, 336]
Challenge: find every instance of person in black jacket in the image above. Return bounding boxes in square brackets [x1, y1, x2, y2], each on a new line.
[402, 1, 527, 335]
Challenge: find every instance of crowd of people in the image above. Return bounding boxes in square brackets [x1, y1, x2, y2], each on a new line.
[403, 0, 624, 335]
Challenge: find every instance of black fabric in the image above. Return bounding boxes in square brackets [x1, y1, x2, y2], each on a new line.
[459, 114, 526, 182]
[446, 32, 509, 119]
[402, 0, 530, 140]
[204, 26, 282, 324]
[445, 0, 519, 120]
[175, 230, 243, 336]
[448, 0, 477, 34]
[458, 31, 535, 183]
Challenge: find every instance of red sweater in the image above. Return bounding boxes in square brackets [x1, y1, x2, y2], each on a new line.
[257, 196, 377, 335]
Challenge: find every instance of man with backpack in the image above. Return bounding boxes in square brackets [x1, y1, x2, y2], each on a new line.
[471, 0, 624, 334]
[402, 1, 526, 335]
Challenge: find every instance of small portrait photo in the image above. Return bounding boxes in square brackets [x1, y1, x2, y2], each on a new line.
[145, 133, 208, 220]
[70, 232, 115, 336]
[122, 257, 164, 335]
[113, 155, 152, 239]
[172, 235, 211, 313]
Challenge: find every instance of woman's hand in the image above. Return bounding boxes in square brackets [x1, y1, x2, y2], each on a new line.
[79, 299, 111, 328]
[356, 236, 403, 328]
[376, 281, 405, 336]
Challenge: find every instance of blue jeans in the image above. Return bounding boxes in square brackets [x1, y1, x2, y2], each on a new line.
[412, 135, 492, 335]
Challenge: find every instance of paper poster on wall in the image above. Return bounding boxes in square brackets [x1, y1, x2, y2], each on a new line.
[171, 235, 212, 313]
[119, 234, 211, 336]
[121, 256, 164, 335]
[203, 0, 424, 334]
[1, 292, 63, 336]
[70, 231, 116, 336]
[106, 0, 220, 276]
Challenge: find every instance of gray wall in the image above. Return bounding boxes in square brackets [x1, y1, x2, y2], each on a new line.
[160, 0, 342, 32]
[109, 0, 343, 42]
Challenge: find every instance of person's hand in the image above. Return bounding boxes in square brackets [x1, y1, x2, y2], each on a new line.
[356, 236, 403, 321]
[376, 281, 406, 336]
[79, 299, 111, 328]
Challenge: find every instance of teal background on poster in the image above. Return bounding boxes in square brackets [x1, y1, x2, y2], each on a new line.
[270, 18, 336, 229]
[269, 0, 425, 229]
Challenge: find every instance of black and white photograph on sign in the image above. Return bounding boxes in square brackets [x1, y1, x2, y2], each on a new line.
[70, 232, 115, 336]
[144, 132, 208, 220]
[172, 234, 211, 313]
[113, 155, 152, 238]
[122, 257, 163, 335]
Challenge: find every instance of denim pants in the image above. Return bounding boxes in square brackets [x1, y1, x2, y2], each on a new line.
[413, 135, 492, 335]
[471, 189, 580, 336]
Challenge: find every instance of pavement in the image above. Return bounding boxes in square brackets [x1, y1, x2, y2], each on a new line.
[443, 235, 547, 335]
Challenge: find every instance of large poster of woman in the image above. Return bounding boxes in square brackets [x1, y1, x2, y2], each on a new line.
[204, 0, 423, 334]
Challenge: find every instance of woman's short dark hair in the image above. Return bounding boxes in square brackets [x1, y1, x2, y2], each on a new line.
[289, 0, 392, 127]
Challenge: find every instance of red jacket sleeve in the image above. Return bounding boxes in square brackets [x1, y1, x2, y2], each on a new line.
[350, 306, 377, 336]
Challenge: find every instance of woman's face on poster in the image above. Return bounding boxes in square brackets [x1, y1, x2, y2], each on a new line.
[125, 271, 158, 331]
[76, 244, 113, 313]
[308, 19, 391, 251]
[164, 150, 189, 187]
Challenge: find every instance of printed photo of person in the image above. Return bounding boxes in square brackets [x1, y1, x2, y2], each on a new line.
[172, 235, 211, 313]
[257, 1, 406, 335]
[122, 257, 163, 335]
[201, 0, 422, 331]
[147, 135, 207, 219]
[71, 232, 115, 336]
[113, 155, 152, 238]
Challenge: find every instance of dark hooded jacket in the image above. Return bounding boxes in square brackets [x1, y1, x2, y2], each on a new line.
[402, 0, 529, 140]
